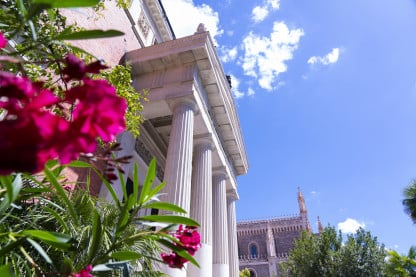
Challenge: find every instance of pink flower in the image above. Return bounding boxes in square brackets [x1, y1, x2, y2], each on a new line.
[73, 264, 93, 277]
[63, 54, 107, 81]
[0, 33, 7, 48]
[0, 73, 65, 174]
[66, 79, 127, 143]
[55, 79, 127, 163]
[161, 252, 188, 269]
[0, 54, 127, 175]
[175, 225, 201, 256]
[161, 225, 201, 269]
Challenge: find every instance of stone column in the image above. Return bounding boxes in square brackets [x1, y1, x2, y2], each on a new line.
[188, 137, 213, 277]
[227, 192, 239, 277]
[212, 171, 229, 277]
[162, 100, 195, 214]
[161, 100, 195, 277]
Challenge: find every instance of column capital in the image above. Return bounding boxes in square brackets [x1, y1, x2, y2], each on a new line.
[226, 189, 239, 202]
[212, 166, 228, 179]
[167, 96, 198, 115]
[194, 133, 214, 150]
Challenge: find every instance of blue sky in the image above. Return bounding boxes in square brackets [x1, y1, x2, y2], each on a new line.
[161, 0, 416, 253]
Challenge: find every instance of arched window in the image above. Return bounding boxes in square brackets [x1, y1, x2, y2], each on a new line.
[250, 243, 258, 257]
[249, 268, 257, 277]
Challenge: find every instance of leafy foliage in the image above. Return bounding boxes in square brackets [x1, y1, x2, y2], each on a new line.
[239, 268, 251, 277]
[385, 246, 416, 277]
[280, 227, 387, 277]
[100, 65, 147, 137]
[403, 180, 416, 224]
[0, 159, 199, 276]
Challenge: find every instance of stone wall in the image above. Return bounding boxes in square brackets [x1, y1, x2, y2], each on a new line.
[273, 230, 301, 255]
[237, 232, 267, 257]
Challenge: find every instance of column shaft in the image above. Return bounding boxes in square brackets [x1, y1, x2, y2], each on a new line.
[227, 197, 239, 277]
[188, 142, 213, 277]
[162, 102, 195, 214]
[161, 101, 194, 277]
[213, 173, 229, 277]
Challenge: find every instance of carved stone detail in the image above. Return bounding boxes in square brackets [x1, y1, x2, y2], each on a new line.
[138, 10, 150, 38]
[135, 139, 164, 181]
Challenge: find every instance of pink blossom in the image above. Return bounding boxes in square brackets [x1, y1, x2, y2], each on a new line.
[65, 79, 127, 142]
[161, 252, 188, 269]
[0, 33, 7, 48]
[63, 54, 107, 81]
[161, 225, 201, 269]
[0, 61, 126, 174]
[0, 72, 37, 103]
[73, 264, 93, 277]
[175, 225, 201, 256]
[0, 73, 64, 174]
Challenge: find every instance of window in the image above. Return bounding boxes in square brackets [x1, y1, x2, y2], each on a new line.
[249, 243, 258, 257]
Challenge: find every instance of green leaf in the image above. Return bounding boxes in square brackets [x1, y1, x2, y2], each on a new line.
[22, 230, 72, 249]
[0, 174, 22, 215]
[132, 163, 139, 204]
[44, 166, 79, 226]
[116, 196, 135, 234]
[138, 215, 200, 227]
[43, 206, 69, 233]
[55, 30, 124, 40]
[120, 172, 128, 203]
[110, 251, 142, 260]
[22, 230, 72, 244]
[175, 248, 199, 267]
[142, 202, 186, 214]
[0, 265, 13, 277]
[16, 0, 28, 17]
[145, 182, 165, 204]
[138, 158, 156, 205]
[26, 238, 52, 264]
[68, 160, 93, 168]
[9, 174, 22, 204]
[32, 0, 100, 8]
[87, 210, 102, 264]
[91, 168, 120, 208]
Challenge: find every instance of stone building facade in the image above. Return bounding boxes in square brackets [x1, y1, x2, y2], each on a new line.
[64, 1, 248, 277]
[237, 189, 322, 277]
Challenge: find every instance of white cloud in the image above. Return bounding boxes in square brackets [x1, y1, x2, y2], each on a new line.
[337, 218, 365, 234]
[247, 87, 255, 96]
[308, 48, 340, 66]
[241, 21, 304, 91]
[161, 0, 223, 42]
[252, 6, 269, 23]
[252, 0, 280, 23]
[220, 46, 238, 63]
[229, 74, 244, 99]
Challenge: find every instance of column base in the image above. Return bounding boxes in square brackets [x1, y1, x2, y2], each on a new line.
[188, 243, 212, 277]
[213, 263, 229, 277]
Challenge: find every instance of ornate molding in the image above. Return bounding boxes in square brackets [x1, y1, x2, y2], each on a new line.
[135, 139, 164, 181]
[138, 10, 150, 38]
